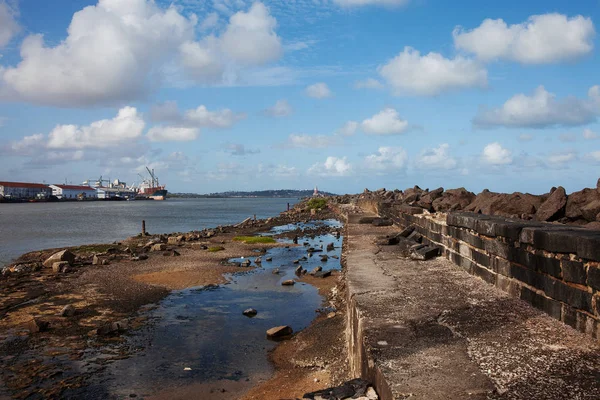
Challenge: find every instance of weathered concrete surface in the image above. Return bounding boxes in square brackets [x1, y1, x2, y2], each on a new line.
[344, 211, 600, 400]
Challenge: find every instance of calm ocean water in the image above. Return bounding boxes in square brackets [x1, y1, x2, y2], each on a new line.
[0, 198, 298, 266]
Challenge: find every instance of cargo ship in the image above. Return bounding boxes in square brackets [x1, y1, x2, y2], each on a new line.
[136, 167, 168, 201]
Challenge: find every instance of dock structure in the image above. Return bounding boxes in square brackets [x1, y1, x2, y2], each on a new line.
[342, 206, 600, 399]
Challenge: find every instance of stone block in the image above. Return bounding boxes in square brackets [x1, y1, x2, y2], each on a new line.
[446, 212, 478, 230]
[406, 231, 422, 243]
[587, 266, 600, 291]
[483, 238, 513, 259]
[576, 234, 600, 261]
[519, 227, 538, 244]
[473, 264, 496, 285]
[474, 218, 497, 237]
[494, 220, 529, 242]
[410, 245, 441, 261]
[491, 257, 511, 277]
[536, 255, 561, 278]
[562, 304, 577, 329]
[496, 275, 520, 297]
[372, 218, 393, 227]
[533, 229, 579, 254]
[398, 225, 415, 237]
[552, 281, 593, 313]
[562, 260, 586, 285]
[472, 250, 490, 267]
[520, 287, 562, 321]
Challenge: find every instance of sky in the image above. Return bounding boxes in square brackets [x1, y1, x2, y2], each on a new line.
[0, 0, 599, 195]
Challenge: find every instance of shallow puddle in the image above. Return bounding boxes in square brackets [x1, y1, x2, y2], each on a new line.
[94, 222, 343, 399]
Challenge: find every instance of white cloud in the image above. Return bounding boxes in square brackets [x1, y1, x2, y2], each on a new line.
[414, 143, 458, 170]
[263, 99, 292, 117]
[199, 12, 219, 31]
[147, 126, 199, 142]
[559, 133, 577, 143]
[151, 102, 246, 129]
[364, 147, 408, 171]
[473, 86, 600, 128]
[474, 85, 600, 129]
[378, 46, 487, 96]
[0, 1, 285, 106]
[518, 133, 533, 142]
[333, 0, 410, 7]
[185, 105, 246, 128]
[220, 2, 282, 66]
[308, 156, 352, 177]
[546, 151, 577, 166]
[335, 121, 359, 136]
[585, 151, 600, 163]
[271, 164, 298, 178]
[361, 108, 408, 135]
[225, 143, 260, 156]
[47, 107, 145, 149]
[453, 14, 595, 64]
[354, 78, 384, 90]
[283, 134, 337, 148]
[0, 0, 197, 106]
[306, 82, 332, 99]
[482, 142, 512, 165]
[584, 128, 598, 140]
[9, 133, 46, 155]
[0, 0, 19, 48]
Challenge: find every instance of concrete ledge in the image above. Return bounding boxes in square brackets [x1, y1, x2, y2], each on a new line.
[344, 211, 600, 400]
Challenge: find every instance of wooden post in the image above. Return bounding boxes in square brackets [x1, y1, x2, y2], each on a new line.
[142, 220, 146, 236]
[253, 214, 256, 221]
[287, 203, 290, 211]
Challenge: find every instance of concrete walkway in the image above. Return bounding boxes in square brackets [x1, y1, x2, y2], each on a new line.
[344, 212, 600, 400]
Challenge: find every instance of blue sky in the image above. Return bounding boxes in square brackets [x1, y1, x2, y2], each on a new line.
[0, 0, 599, 194]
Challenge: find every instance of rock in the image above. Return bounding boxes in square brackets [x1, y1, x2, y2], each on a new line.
[465, 191, 543, 217]
[191, 243, 208, 250]
[293, 259, 300, 264]
[60, 305, 76, 317]
[96, 320, 128, 336]
[254, 257, 262, 264]
[295, 265, 304, 275]
[265, 257, 273, 262]
[167, 236, 183, 245]
[243, 308, 257, 317]
[27, 318, 50, 333]
[303, 378, 370, 400]
[320, 255, 329, 262]
[358, 216, 377, 224]
[410, 245, 441, 261]
[43, 250, 75, 268]
[272, 268, 280, 274]
[371, 218, 393, 227]
[162, 250, 180, 257]
[100, 259, 110, 266]
[416, 187, 444, 211]
[310, 266, 323, 275]
[266, 325, 293, 339]
[366, 387, 379, 400]
[326, 243, 335, 252]
[582, 200, 600, 222]
[52, 261, 70, 273]
[403, 186, 423, 204]
[151, 243, 167, 252]
[314, 270, 332, 278]
[282, 279, 295, 286]
[535, 186, 567, 221]
[406, 230, 422, 243]
[585, 221, 600, 230]
[566, 188, 600, 220]
[240, 259, 251, 267]
[397, 238, 420, 257]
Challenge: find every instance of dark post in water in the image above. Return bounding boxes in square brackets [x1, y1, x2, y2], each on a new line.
[142, 220, 146, 236]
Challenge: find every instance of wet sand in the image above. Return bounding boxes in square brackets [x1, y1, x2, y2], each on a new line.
[0, 206, 349, 399]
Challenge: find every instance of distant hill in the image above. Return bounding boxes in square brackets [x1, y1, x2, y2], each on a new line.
[169, 189, 337, 198]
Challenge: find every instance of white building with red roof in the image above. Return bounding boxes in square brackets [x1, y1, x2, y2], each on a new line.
[0, 181, 52, 199]
[49, 184, 97, 199]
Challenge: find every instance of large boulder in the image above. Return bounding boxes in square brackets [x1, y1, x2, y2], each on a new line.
[432, 188, 475, 212]
[266, 325, 293, 339]
[582, 200, 600, 222]
[416, 187, 444, 211]
[565, 188, 600, 221]
[43, 250, 75, 268]
[535, 186, 567, 222]
[403, 186, 423, 204]
[465, 190, 543, 218]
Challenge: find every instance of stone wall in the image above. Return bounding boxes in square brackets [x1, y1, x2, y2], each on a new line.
[368, 201, 600, 341]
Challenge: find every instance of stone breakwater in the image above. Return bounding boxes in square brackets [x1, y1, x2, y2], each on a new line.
[330, 178, 600, 229]
[328, 183, 600, 342]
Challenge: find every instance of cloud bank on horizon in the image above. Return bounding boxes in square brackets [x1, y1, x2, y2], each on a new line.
[0, 0, 599, 194]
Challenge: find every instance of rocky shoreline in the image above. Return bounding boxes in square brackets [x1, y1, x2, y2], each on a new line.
[330, 179, 600, 229]
[0, 201, 352, 399]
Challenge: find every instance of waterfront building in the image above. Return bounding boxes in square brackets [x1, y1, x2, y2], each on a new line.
[49, 184, 98, 200]
[0, 181, 52, 199]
